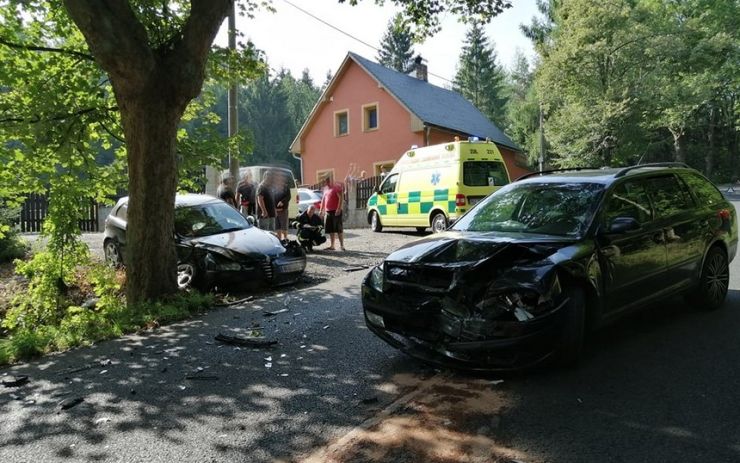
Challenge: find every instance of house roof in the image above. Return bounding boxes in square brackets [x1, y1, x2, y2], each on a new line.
[289, 52, 520, 155]
[348, 53, 519, 151]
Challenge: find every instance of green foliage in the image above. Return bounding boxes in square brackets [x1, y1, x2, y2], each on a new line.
[377, 13, 417, 73]
[343, 0, 512, 38]
[504, 52, 542, 166]
[0, 258, 214, 365]
[0, 205, 28, 262]
[453, 22, 508, 128]
[530, 0, 739, 174]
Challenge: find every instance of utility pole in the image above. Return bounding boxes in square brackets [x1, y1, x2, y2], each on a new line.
[538, 102, 545, 172]
[227, 3, 240, 182]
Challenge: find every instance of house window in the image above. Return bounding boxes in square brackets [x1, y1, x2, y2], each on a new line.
[335, 110, 349, 137]
[363, 103, 378, 131]
[316, 169, 335, 184]
[374, 161, 395, 177]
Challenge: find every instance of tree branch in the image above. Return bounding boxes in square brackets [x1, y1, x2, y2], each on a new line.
[63, 0, 155, 90]
[167, 0, 232, 100]
[0, 38, 94, 61]
[0, 106, 117, 125]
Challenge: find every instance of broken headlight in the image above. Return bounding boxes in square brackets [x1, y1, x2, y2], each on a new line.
[205, 253, 241, 271]
[476, 289, 554, 322]
[368, 264, 385, 292]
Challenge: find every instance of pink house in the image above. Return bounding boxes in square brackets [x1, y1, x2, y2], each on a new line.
[290, 52, 529, 184]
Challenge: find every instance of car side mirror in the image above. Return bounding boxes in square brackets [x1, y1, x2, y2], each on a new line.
[608, 216, 640, 234]
[374, 186, 380, 194]
[246, 215, 256, 226]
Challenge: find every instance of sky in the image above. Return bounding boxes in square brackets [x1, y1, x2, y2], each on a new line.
[216, 0, 541, 88]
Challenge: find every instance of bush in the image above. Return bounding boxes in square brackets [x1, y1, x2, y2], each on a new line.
[0, 254, 214, 365]
[0, 206, 28, 263]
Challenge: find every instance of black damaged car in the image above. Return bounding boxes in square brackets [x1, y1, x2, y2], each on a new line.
[104, 194, 306, 290]
[362, 163, 737, 370]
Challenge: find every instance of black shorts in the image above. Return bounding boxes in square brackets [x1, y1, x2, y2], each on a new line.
[324, 210, 343, 234]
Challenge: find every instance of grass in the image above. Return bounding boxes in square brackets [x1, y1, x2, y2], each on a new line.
[0, 291, 214, 366]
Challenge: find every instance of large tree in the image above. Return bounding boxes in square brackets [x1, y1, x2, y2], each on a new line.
[453, 22, 508, 127]
[377, 13, 416, 73]
[2, 0, 511, 305]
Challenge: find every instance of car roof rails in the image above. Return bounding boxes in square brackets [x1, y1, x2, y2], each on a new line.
[516, 167, 603, 181]
[614, 162, 690, 178]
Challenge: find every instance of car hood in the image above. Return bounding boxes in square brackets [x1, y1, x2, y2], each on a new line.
[189, 227, 284, 257]
[386, 231, 576, 265]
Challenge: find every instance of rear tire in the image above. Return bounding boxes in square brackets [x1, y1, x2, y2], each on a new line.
[431, 212, 447, 233]
[370, 211, 383, 232]
[688, 246, 729, 311]
[554, 287, 586, 367]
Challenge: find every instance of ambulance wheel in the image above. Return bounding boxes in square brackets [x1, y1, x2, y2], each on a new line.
[370, 211, 383, 232]
[431, 212, 447, 233]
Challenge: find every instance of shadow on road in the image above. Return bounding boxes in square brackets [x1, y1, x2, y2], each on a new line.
[490, 289, 740, 462]
[0, 277, 431, 462]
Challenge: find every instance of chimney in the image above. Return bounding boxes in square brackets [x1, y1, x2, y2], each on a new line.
[414, 55, 427, 82]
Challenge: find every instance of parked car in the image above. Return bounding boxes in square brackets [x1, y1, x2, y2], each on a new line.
[297, 188, 323, 218]
[362, 163, 737, 370]
[104, 194, 306, 290]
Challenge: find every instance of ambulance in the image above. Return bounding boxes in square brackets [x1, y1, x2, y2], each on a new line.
[367, 139, 511, 233]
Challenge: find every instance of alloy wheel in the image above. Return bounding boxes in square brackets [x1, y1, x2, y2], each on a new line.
[704, 251, 729, 307]
[177, 263, 196, 290]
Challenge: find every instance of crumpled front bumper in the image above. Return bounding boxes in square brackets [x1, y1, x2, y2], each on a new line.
[361, 278, 569, 371]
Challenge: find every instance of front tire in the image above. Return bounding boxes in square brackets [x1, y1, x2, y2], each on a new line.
[177, 262, 198, 290]
[431, 212, 447, 233]
[370, 211, 383, 232]
[554, 287, 586, 367]
[104, 239, 122, 267]
[689, 246, 729, 311]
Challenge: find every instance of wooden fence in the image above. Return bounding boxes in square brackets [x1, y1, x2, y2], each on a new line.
[19, 193, 99, 233]
[355, 175, 382, 209]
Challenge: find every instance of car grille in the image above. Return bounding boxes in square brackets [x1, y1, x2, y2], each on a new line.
[262, 259, 273, 281]
[385, 264, 454, 291]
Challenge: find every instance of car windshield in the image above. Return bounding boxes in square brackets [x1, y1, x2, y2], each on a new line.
[452, 182, 605, 237]
[175, 202, 251, 238]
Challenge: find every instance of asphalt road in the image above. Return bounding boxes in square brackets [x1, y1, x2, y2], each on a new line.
[2, 201, 739, 463]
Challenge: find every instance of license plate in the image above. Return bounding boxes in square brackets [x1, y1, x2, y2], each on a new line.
[469, 197, 482, 205]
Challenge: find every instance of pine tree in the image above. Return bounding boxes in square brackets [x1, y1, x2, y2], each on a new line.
[453, 23, 508, 127]
[377, 13, 416, 73]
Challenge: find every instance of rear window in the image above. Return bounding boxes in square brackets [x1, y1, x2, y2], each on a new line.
[682, 173, 725, 207]
[463, 161, 509, 187]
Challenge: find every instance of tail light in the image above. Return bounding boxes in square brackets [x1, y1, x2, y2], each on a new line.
[719, 209, 731, 220]
[313, 201, 321, 208]
[455, 194, 466, 207]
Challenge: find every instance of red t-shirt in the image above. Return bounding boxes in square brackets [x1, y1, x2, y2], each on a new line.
[323, 184, 343, 211]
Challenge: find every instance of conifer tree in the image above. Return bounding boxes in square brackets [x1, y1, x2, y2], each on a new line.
[377, 13, 416, 73]
[453, 23, 508, 127]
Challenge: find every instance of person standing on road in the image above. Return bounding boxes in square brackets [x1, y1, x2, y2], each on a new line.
[257, 171, 276, 231]
[274, 172, 292, 241]
[236, 172, 255, 217]
[217, 175, 238, 209]
[319, 176, 345, 251]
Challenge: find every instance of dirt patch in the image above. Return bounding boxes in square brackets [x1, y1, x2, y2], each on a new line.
[298, 375, 522, 463]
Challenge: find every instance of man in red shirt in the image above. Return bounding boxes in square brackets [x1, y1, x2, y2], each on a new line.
[319, 176, 345, 251]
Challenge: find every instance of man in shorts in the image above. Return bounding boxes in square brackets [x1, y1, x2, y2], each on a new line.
[319, 176, 345, 251]
[256, 171, 276, 231]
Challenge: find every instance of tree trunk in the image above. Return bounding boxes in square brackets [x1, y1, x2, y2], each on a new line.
[671, 128, 686, 163]
[118, 82, 183, 304]
[706, 107, 715, 178]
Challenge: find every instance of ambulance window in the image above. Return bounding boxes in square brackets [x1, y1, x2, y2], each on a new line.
[463, 161, 509, 187]
[380, 174, 398, 194]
